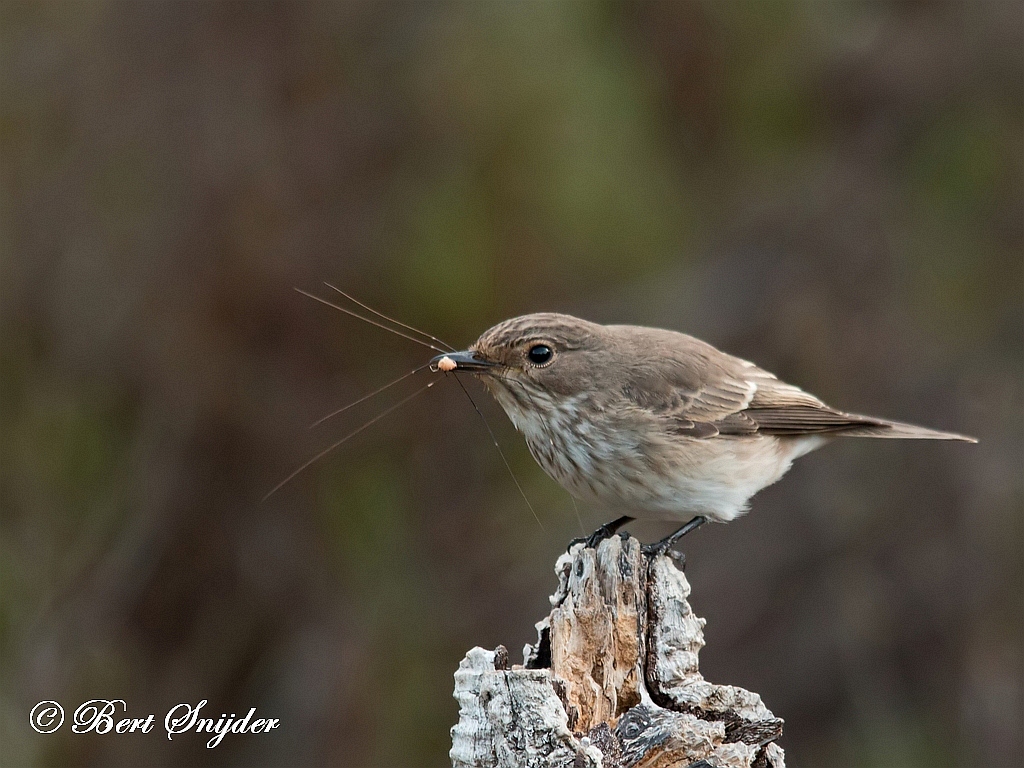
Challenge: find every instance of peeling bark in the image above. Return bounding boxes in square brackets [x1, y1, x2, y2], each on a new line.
[451, 535, 785, 768]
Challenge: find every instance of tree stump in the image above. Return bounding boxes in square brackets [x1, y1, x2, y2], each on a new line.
[450, 534, 785, 768]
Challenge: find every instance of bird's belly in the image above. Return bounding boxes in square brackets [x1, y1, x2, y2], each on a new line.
[635, 436, 801, 522]
[525, 427, 813, 523]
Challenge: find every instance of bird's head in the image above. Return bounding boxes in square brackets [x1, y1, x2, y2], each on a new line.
[430, 313, 609, 410]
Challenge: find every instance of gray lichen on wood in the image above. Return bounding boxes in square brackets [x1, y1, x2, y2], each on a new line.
[450, 535, 785, 768]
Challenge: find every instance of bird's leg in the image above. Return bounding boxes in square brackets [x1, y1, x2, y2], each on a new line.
[568, 515, 635, 551]
[642, 515, 708, 557]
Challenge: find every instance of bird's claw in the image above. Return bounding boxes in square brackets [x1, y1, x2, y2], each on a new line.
[641, 515, 707, 565]
[643, 540, 684, 565]
[567, 515, 634, 552]
[567, 525, 616, 552]
[641, 540, 671, 558]
[641, 540, 686, 567]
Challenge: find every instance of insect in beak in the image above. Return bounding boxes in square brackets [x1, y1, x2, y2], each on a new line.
[430, 350, 497, 373]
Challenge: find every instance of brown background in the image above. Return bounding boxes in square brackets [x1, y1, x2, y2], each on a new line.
[2, 2, 1021, 766]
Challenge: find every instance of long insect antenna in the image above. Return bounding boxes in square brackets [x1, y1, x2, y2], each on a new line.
[294, 288, 448, 353]
[451, 373, 544, 532]
[263, 379, 438, 502]
[570, 495, 585, 535]
[309, 363, 431, 429]
[323, 282, 456, 352]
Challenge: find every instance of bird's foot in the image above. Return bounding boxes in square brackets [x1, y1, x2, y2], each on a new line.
[640, 539, 674, 558]
[567, 515, 634, 551]
[641, 515, 708, 559]
[567, 525, 616, 551]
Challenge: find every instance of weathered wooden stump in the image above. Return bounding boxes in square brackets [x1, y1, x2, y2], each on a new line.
[450, 534, 785, 768]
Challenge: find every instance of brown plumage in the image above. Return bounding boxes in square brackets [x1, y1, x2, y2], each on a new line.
[432, 313, 975, 533]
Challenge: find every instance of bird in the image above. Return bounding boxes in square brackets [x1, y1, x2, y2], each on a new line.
[430, 312, 977, 554]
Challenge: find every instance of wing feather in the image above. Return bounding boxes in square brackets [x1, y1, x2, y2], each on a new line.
[608, 325, 969, 441]
[641, 349, 879, 437]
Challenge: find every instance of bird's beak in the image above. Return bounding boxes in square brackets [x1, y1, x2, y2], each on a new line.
[430, 350, 497, 373]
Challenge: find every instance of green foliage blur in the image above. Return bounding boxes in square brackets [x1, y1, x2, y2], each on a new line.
[2, 2, 1021, 767]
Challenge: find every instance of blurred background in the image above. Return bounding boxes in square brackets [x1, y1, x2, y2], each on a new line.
[2, 1, 1021, 766]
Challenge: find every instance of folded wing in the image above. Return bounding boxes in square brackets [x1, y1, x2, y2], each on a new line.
[659, 352, 975, 442]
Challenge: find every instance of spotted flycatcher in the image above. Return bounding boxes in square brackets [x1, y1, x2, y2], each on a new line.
[431, 313, 976, 553]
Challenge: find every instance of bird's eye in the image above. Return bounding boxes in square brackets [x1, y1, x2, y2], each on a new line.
[527, 344, 553, 365]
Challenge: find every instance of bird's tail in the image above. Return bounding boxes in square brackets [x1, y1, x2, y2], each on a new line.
[836, 415, 977, 442]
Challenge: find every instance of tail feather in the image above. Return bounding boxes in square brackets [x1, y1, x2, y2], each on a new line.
[837, 415, 977, 442]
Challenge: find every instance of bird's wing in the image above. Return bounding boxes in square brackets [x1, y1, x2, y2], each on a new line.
[647, 357, 879, 438]
[610, 327, 972, 441]
[716, 368, 882, 436]
[671, 375, 880, 437]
